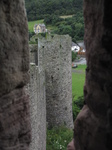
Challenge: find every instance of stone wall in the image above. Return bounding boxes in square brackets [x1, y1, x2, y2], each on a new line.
[38, 34, 73, 129]
[29, 35, 73, 149]
[0, 0, 31, 149]
[73, 0, 112, 150]
[2, 0, 112, 150]
[29, 45, 46, 150]
[29, 44, 38, 65]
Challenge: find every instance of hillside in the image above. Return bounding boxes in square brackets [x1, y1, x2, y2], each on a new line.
[25, 0, 83, 21]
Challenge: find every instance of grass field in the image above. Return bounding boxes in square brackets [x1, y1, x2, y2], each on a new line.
[72, 64, 86, 101]
[46, 25, 57, 31]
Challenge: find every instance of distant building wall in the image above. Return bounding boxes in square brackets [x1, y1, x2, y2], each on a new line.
[38, 34, 73, 129]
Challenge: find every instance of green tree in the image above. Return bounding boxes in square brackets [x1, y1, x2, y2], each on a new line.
[25, 0, 83, 21]
[72, 51, 77, 62]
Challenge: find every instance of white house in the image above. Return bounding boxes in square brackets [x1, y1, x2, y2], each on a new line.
[71, 42, 80, 52]
[34, 24, 47, 34]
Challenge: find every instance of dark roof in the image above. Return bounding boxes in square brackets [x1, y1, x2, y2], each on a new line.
[78, 42, 85, 49]
[34, 24, 37, 27]
[72, 42, 79, 47]
[39, 24, 45, 27]
[34, 24, 46, 28]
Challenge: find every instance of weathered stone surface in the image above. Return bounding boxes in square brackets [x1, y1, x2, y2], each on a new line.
[67, 139, 75, 150]
[0, 0, 31, 149]
[0, 88, 31, 150]
[38, 34, 73, 129]
[73, 0, 112, 150]
[28, 46, 46, 150]
[29, 44, 38, 65]
[29, 34, 73, 149]
[74, 105, 107, 150]
[0, 0, 29, 96]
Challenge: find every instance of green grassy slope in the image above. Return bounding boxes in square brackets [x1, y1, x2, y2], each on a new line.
[72, 65, 86, 100]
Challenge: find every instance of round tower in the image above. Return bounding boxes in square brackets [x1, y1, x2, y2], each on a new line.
[38, 34, 73, 129]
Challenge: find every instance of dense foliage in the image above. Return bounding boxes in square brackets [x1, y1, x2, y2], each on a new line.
[47, 126, 73, 150]
[72, 51, 77, 62]
[49, 13, 84, 41]
[25, 0, 83, 21]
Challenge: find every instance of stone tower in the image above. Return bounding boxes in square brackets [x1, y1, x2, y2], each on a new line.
[38, 34, 73, 129]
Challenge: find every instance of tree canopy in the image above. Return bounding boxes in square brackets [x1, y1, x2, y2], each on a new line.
[48, 14, 84, 41]
[25, 0, 83, 21]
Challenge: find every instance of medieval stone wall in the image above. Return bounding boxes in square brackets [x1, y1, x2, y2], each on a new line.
[29, 45, 46, 150]
[29, 35, 73, 149]
[29, 44, 38, 65]
[38, 34, 73, 129]
[0, 0, 31, 149]
[2, 1, 112, 150]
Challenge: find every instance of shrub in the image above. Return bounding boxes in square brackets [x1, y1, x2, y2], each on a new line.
[47, 126, 73, 150]
[72, 95, 84, 120]
[29, 31, 35, 40]
[72, 51, 77, 62]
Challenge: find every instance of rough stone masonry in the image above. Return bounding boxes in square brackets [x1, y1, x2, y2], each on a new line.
[1, 0, 112, 150]
[38, 34, 73, 129]
[0, 0, 31, 150]
[29, 44, 46, 150]
[72, 0, 112, 150]
[29, 34, 73, 150]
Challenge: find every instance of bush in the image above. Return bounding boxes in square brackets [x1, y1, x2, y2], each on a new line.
[72, 51, 77, 62]
[40, 32, 47, 37]
[44, 14, 64, 25]
[29, 31, 35, 40]
[47, 126, 73, 150]
[72, 95, 84, 120]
